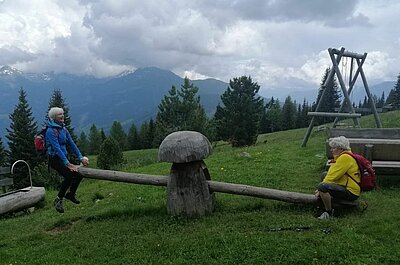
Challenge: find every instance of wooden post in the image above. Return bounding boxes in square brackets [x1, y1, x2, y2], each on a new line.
[159, 131, 214, 217]
[364, 144, 374, 163]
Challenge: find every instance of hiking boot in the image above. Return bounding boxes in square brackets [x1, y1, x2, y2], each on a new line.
[318, 209, 334, 220]
[65, 192, 80, 204]
[54, 197, 64, 213]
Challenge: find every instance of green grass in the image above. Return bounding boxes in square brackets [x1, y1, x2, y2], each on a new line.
[1, 111, 400, 265]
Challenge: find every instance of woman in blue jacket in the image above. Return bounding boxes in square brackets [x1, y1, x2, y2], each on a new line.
[46, 107, 89, 213]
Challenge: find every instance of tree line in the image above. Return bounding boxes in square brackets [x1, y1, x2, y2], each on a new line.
[1, 70, 400, 188]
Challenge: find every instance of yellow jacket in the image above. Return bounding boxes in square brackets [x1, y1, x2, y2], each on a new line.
[324, 151, 361, 196]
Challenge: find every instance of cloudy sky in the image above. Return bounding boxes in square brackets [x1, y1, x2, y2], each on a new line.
[0, 0, 399, 96]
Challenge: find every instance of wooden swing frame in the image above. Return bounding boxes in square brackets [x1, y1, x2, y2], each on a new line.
[301, 47, 382, 147]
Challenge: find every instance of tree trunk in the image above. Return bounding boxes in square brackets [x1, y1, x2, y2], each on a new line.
[167, 161, 214, 217]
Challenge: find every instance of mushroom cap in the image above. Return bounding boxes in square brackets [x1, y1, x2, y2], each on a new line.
[158, 131, 212, 163]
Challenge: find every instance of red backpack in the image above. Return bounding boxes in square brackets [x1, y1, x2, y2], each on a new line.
[343, 152, 377, 192]
[34, 127, 59, 154]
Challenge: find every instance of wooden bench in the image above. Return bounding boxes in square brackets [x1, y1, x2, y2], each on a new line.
[326, 128, 400, 175]
[0, 166, 13, 193]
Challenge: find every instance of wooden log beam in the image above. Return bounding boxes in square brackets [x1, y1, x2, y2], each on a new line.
[208, 181, 318, 205]
[307, 112, 361, 118]
[0, 187, 45, 215]
[78, 167, 318, 205]
[78, 167, 168, 186]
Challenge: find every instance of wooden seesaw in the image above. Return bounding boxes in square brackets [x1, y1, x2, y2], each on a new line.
[78, 131, 320, 217]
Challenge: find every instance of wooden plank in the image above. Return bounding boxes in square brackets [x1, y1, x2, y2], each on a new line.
[0, 166, 10, 175]
[326, 160, 400, 175]
[0, 178, 13, 187]
[328, 128, 400, 139]
[326, 140, 400, 161]
[308, 112, 361, 118]
[373, 161, 400, 168]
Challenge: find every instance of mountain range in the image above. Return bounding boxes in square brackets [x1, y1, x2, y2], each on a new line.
[0, 66, 228, 139]
[0, 65, 396, 140]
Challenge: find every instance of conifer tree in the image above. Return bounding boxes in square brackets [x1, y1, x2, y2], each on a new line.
[47, 89, 76, 139]
[265, 97, 282, 133]
[214, 76, 264, 147]
[0, 137, 7, 166]
[77, 131, 89, 155]
[127, 123, 141, 150]
[100, 128, 106, 143]
[314, 68, 341, 125]
[154, 77, 209, 145]
[281, 96, 296, 131]
[110, 121, 128, 151]
[6, 88, 38, 188]
[88, 124, 102, 155]
[386, 73, 400, 109]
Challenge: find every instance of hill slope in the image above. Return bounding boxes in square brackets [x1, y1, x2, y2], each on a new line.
[1, 111, 399, 264]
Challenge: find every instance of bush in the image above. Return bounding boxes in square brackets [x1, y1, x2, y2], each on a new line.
[32, 162, 62, 189]
[97, 136, 124, 169]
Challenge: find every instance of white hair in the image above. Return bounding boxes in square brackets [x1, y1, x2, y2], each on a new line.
[328, 136, 350, 150]
[48, 107, 64, 121]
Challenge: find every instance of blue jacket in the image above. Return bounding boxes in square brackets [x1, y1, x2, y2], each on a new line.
[45, 120, 83, 165]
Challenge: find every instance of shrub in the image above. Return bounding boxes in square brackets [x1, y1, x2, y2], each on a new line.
[97, 136, 124, 169]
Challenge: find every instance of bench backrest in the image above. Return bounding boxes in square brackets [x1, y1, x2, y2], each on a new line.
[327, 128, 400, 139]
[0, 166, 12, 193]
[326, 128, 400, 161]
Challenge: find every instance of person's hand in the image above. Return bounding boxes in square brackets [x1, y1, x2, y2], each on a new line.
[66, 163, 79, 172]
[314, 190, 320, 197]
[81, 156, 89, 166]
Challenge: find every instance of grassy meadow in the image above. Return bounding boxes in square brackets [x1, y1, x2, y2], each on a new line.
[1, 111, 400, 265]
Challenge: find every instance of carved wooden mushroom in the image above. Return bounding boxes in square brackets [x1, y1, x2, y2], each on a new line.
[159, 131, 214, 217]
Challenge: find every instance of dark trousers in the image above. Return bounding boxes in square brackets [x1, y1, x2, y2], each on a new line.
[49, 156, 83, 198]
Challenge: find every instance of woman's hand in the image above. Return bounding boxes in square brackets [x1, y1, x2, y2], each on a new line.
[81, 156, 89, 166]
[66, 163, 79, 172]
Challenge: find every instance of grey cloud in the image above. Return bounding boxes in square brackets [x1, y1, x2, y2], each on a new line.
[0, 46, 36, 65]
[195, 0, 369, 27]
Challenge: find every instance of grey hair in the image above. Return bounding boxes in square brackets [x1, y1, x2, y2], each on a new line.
[328, 136, 350, 150]
[48, 107, 64, 121]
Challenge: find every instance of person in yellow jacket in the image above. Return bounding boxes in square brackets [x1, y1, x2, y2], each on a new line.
[315, 136, 361, 219]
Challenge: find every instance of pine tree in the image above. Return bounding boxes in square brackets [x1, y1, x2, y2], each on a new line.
[110, 121, 128, 151]
[154, 77, 209, 145]
[6, 88, 38, 188]
[297, 99, 311, 128]
[77, 131, 89, 155]
[281, 96, 296, 131]
[127, 123, 141, 150]
[214, 76, 264, 147]
[377, 92, 385, 108]
[47, 89, 76, 139]
[265, 98, 282, 133]
[0, 137, 7, 166]
[314, 68, 341, 125]
[88, 124, 102, 155]
[139, 121, 151, 149]
[386, 73, 400, 109]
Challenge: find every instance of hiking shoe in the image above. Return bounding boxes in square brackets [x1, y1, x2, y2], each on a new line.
[54, 197, 64, 213]
[65, 193, 80, 204]
[318, 209, 334, 220]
